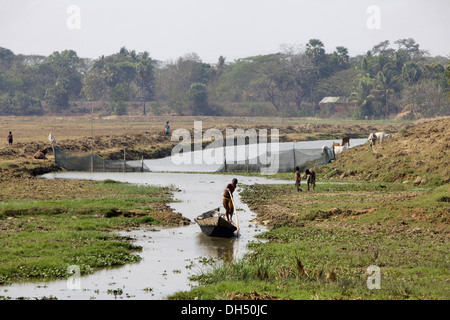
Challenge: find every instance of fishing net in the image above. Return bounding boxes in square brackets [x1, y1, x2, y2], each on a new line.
[53, 147, 149, 172]
[217, 144, 334, 173]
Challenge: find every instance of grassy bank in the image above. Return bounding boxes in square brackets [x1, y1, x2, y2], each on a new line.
[0, 176, 188, 285]
[170, 182, 449, 300]
[316, 118, 450, 186]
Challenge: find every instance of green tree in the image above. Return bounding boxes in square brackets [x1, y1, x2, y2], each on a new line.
[446, 61, 450, 88]
[402, 61, 422, 85]
[45, 50, 84, 100]
[110, 83, 129, 115]
[82, 48, 156, 114]
[371, 40, 394, 57]
[333, 46, 350, 70]
[376, 69, 400, 117]
[217, 56, 226, 72]
[317, 68, 362, 102]
[0, 47, 15, 72]
[247, 53, 285, 111]
[214, 58, 258, 102]
[280, 47, 316, 113]
[13, 92, 43, 115]
[45, 78, 70, 112]
[155, 53, 212, 113]
[352, 76, 377, 119]
[394, 38, 429, 62]
[422, 63, 447, 88]
[305, 39, 325, 106]
[136, 54, 155, 115]
[189, 82, 209, 115]
[306, 39, 325, 66]
[82, 70, 107, 101]
[400, 79, 450, 117]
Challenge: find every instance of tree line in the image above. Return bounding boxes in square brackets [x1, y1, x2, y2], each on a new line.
[0, 38, 449, 119]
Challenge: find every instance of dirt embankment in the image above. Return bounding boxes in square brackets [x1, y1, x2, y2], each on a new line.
[1, 116, 409, 162]
[317, 117, 450, 186]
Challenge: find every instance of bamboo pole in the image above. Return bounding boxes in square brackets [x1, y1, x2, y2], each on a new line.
[228, 190, 240, 237]
[123, 149, 126, 172]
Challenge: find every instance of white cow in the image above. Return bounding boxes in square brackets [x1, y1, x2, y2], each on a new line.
[368, 132, 392, 147]
[333, 144, 348, 156]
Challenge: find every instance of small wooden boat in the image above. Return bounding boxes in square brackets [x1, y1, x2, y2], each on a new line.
[194, 207, 237, 238]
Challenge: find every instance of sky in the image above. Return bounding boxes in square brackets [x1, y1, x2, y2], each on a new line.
[0, 0, 449, 63]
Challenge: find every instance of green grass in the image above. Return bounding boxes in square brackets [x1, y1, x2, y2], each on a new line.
[174, 226, 449, 300]
[0, 180, 175, 285]
[170, 183, 449, 300]
[0, 229, 142, 282]
[0, 181, 171, 219]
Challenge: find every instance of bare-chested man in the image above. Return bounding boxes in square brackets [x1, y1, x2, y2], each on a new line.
[223, 178, 238, 222]
[303, 169, 316, 191]
[295, 166, 303, 192]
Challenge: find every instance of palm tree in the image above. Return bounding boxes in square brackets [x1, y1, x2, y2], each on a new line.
[351, 77, 376, 119]
[136, 56, 155, 115]
[305, 39, 326, 109]
[376, 69, 399, 117]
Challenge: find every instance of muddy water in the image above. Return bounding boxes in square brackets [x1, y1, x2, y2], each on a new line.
[1, 172, 287, 300]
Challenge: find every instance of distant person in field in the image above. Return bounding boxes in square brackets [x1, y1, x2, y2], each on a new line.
[223, 178, 238, 222]
[303, 169, 316, 191]
[7, 131, 13, 145]
[165, 121, 170, 135]
[295, 166, 303, 192]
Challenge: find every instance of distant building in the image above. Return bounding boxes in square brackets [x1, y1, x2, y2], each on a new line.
[318, 96, 349, 115]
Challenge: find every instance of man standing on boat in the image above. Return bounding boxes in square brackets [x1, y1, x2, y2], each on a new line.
[223, 178, 238, 222]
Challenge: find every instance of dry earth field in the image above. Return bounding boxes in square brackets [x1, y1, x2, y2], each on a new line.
[1, 115, 411, 158]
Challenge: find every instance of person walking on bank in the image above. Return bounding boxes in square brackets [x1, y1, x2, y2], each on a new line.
[7, 131, 13, 146]
[165, 121, 170, 135]
[303, 169, 316, 191]
[295, 166, 303, 192]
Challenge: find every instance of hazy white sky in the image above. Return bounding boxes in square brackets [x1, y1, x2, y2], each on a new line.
[0, 0, 449, 63]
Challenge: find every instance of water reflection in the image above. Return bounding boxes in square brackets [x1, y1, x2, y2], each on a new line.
[196, 233, 236, 262]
